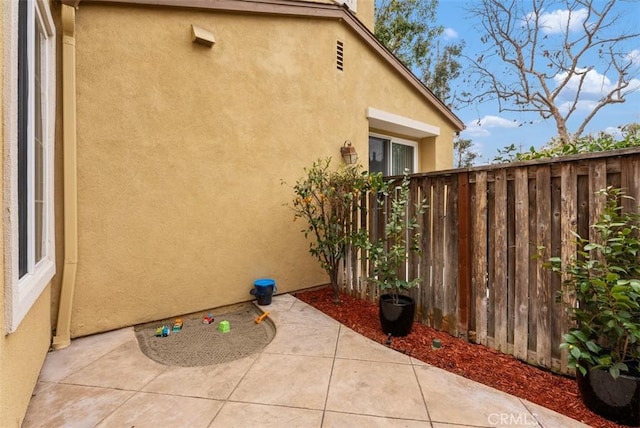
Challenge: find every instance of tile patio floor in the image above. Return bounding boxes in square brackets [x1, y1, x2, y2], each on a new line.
[23, 294, 588, 427]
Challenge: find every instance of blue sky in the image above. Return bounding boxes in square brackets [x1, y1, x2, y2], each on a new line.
[431, 0, 640, 164]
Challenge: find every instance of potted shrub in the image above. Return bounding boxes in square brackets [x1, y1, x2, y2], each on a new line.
[550, 187, 640, 426]
[287, 158, 382, 304]
[358, 172, 426, 337]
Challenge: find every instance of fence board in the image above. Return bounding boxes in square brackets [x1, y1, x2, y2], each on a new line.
[536, 166, 552, 368]
[432, 177, 445, 330]
[420, 178, 434, 326]
[550, 176, 563, 363]
[493, 169, 508, 352]
[513, 168, 529, 362]
[589, 160, 607, 244]
[472, 171, 488, 345]
[560, 163, 577, 373]
[457, 173, 472, 339]
[445, 179, 459, 336]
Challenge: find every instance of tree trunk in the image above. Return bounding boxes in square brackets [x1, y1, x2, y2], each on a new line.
[330, 267, 341, 304]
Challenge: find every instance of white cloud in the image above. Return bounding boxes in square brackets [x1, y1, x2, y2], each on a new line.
[629, 78, 640, 92]
[462, 127, 490, 138]
[627, 49, 640, 65]
[554, 68, 612, 100]
[476, 115, 521, 128]
[443, 28, 458, 39]
[463, 115, 520, 137]
[554, 68, 640, 111]
[524, 8, 588, 35]
[603, 126, 623, 138]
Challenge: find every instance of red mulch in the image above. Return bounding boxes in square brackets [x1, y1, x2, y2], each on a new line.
[295, 287, 625, 428]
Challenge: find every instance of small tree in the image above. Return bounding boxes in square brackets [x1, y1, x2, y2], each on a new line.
[454, 137, 480, 167]
[288, 159, 382, 303]
[550, 187, 640, 379]
[375, 0, 464, 107]
[357, 172, 426, 303]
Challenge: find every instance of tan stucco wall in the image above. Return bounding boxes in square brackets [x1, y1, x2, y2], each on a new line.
[68, 3, 457, 336]
[0, 3, 55, 426]
[0, 292, 51, 427]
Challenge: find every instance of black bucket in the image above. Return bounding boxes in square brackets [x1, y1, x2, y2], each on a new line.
[250, 278, 277, 306]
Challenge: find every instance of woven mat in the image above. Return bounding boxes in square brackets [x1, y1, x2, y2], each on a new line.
[134, 303, 275, 367]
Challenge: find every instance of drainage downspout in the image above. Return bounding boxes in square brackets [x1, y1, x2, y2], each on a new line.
[52, 4, 78, 350]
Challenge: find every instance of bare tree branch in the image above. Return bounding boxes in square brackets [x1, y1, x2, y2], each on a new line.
[461, 0, 640, 143]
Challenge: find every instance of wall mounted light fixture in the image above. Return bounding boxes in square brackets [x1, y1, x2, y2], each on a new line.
[341, 140, 358, 165]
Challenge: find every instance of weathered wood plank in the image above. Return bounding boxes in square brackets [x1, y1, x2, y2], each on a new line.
[457, 172, 472, 340]
[493, 169, 508, 352]
[472, 171, 488, 345]
[528, 176, 538, 354]
[506, 178, 516, 347]
[589, 160, 607, 245]
[408, 177, 421, 308]
[550, 176, 563, 361]
[432, 176, 446, 330]
[560, 162, 577, 373]
[513, 167, 530, 362]
[536, 166, 552, 368]
[420, 178, 434, 326]
[445, 179, 459, 336]
[621, 156, 640, 211]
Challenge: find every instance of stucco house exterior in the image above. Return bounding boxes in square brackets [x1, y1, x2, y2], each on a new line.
[1, 0, 463, 424]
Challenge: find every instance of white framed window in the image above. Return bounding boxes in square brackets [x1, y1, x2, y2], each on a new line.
[368, 133, 418, 176]
[4, 0, 56, 333]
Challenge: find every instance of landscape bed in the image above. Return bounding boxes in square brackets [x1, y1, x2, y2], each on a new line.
[295, 287, 624, 428]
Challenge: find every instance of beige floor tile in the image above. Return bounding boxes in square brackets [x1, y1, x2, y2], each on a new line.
[39, 328, 135, 382]
[326, 359, 429, 421]
[263, 322, 339, 357]
[522, 400, 590, 427]
[414, 365, 532, 426]
[63, 340, 167, 390]
[323, 411, 431, 427]
[142, 354, 258, 399]
[210, 402, 323, 427]
[275, 299, 340, 327]
[230, 353, 333, 409]
[95, 392, 222, 428]
[22, 383, 133, 427]
[336, 327, 412, 364]
[264, 293, 298, 310]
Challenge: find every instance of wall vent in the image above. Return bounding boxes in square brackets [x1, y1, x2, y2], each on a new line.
[336, 40, 344, 71]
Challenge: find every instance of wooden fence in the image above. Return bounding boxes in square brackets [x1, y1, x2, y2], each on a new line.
[339, 148, 640, 375]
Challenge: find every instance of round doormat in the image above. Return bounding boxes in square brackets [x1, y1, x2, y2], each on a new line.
[134, 303, 275, 367]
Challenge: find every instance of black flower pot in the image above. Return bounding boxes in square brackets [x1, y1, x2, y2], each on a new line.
[576, 367, 640, 426]
[379, 294, 416, 337]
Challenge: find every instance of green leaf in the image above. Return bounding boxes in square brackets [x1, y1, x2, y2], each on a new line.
[585, 341, 601, 353]
[575, 330, 590, 342]
[570, 346, 582, 359]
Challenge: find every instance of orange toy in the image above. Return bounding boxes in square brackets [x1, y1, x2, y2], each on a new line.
[254, 312, 270, 324]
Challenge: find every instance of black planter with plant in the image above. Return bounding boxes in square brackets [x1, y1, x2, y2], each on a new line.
[358, 172, 426, 337]
[379, 294, 416, 337]
[550, 187, 640, 426]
